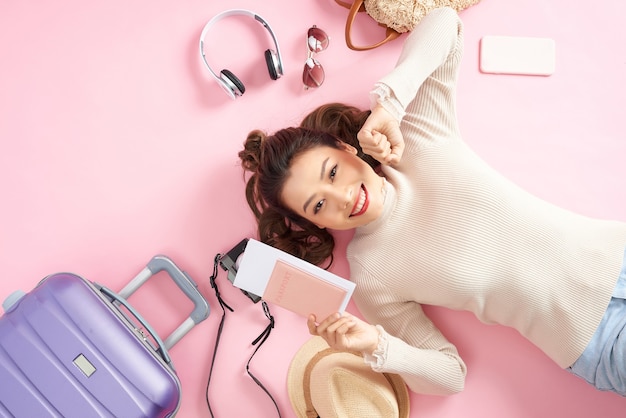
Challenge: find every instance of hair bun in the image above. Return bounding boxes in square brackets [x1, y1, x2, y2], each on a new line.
[239, 129, 266, 173]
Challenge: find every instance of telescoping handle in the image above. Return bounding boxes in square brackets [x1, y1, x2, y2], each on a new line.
[117, 255, 210, 351]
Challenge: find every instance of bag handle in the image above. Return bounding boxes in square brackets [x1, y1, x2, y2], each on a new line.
[337, 0, 401, 51]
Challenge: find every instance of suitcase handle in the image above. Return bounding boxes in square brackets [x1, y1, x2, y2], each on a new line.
[99, 285, 176, 366]
[117, 255, 210, 350]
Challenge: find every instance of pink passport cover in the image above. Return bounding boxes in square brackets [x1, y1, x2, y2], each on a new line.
[263, 259, 348, 320]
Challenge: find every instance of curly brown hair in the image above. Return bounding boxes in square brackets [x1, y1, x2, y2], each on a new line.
[239, 103, 377, 267]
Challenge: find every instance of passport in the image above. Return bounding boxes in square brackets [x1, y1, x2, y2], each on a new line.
[233, 239, 355, 320]
[263, 260, 349, 320]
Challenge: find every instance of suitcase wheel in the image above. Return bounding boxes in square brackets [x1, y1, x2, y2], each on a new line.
[2, 290, 26, 313]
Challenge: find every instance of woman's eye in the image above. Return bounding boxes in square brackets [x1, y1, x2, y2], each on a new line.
[329, 165, 337, 181]
[314, 200, 324, 214]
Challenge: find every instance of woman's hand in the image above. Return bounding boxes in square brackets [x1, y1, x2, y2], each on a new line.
[307, 311, 380, 355]
[357, 104, 404, 166]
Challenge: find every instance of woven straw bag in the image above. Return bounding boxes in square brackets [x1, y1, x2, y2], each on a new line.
[335, 0, 481, 50]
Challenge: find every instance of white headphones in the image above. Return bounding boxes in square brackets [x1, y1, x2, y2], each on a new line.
[199, 9, 284, 100]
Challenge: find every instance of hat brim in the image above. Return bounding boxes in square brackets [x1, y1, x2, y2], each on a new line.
[287, 336, 410, 418]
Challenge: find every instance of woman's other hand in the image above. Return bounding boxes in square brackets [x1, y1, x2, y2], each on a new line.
[357, 104, 404, 166]
[307, 311, 380, 355]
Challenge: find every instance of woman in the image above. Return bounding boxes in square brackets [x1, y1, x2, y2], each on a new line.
[239, 8, 626, 396]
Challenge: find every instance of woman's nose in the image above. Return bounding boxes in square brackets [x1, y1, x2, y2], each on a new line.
[328, 186, 352, 208]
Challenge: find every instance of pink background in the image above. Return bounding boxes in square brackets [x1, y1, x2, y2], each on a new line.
[1, 0, 624, 417]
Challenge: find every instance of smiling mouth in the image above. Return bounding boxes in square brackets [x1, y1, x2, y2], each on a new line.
[350, 184, 369, 217]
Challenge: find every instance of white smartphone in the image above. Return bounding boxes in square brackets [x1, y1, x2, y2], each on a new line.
[479, 35, 556, 76]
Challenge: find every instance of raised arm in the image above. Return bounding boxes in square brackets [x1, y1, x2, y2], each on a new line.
[357, 7, 464, 164]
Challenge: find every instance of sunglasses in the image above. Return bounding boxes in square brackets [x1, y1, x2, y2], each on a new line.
[303, 26, 329, 90]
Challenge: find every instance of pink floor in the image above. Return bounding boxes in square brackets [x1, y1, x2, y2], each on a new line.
[1, 1, 625, 417]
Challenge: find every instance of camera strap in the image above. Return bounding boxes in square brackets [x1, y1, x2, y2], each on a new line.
[205, 253, 281, 418]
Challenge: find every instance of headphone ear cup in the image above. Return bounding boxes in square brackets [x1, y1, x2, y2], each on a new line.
[264, 49, 281, 80]
[220, 69, 246, 98]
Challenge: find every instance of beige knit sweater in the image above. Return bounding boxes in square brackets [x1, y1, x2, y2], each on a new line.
[348, 7, 626, 395]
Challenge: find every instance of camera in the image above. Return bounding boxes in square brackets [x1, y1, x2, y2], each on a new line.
[218, 238, 262, 303]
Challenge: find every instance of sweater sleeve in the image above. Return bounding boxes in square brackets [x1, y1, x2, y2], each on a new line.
[354, 265, 467, 395]
[376, 7, 463, 110]
[373, 7, 464, 152]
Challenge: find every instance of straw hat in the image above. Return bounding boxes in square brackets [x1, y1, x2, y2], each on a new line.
[287, 336, 410, 418]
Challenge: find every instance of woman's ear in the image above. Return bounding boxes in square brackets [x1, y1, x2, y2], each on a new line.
[338, 142, 358, 155]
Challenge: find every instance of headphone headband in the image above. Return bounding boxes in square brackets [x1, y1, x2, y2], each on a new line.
[199, 9, 284, 99]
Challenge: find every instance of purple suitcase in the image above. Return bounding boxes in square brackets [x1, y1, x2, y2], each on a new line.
[0, 255, 209, 417]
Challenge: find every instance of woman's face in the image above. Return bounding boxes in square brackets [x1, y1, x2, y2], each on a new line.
[281, 144, 385, 230]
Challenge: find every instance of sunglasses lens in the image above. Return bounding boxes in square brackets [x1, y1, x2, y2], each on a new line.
[307, 27, 329, 53]
[303, 58, 325, 89]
